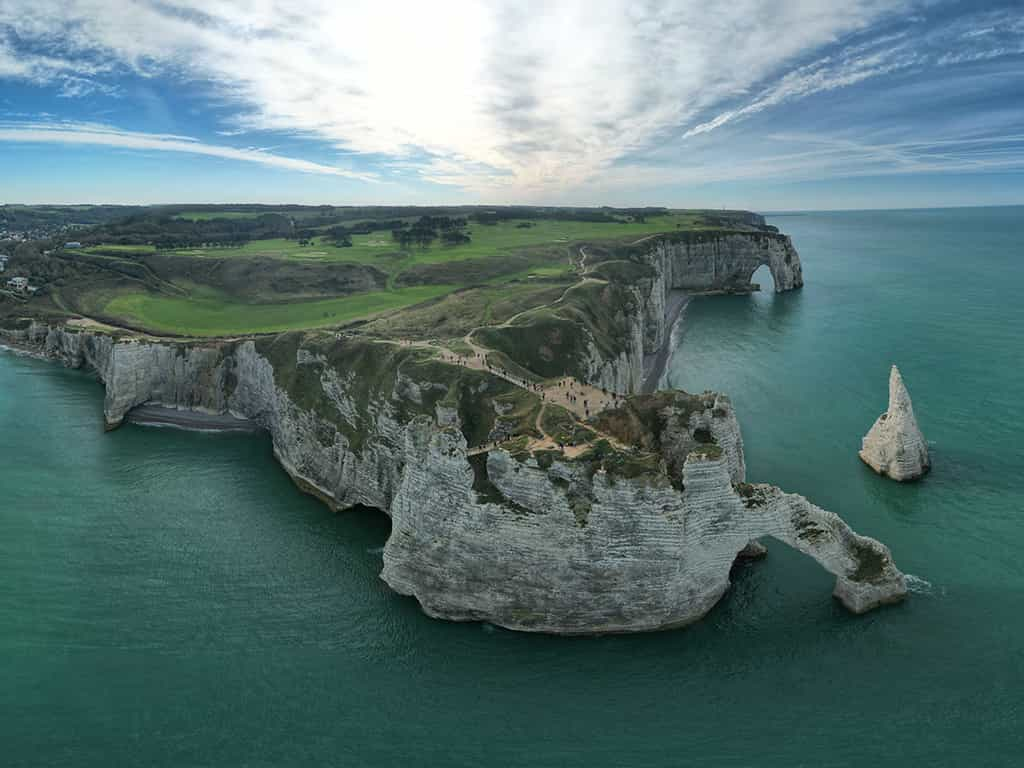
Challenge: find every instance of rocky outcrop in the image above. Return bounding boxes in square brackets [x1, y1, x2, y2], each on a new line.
[382, 425, 905, 633]
[580, 232, 803, 394]
[860, 365, 930, 481]
[1, 224, 908, 634]
[641, 232, 803, 294]
[2, 320, 907, 632]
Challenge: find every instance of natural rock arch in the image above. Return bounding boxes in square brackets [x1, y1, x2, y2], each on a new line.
[748, 263, 775, 293]
[644, 232, 805, 295]
[381, 424, 907, 634]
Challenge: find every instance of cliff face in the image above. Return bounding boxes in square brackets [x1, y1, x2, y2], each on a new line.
[2, 314, 906, 634]
[860, 366, 930, 481]
[382, 424, 903, 633]
[641, 232, 803, 294]
[0, 229, 907, 634]
[582, 232, 803, 394]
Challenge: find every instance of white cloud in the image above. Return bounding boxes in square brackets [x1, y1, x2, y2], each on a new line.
[586, 132, 1024, 198]
[675, 7, 1024, 141]
[681, 48, 921, 139]
[1, 1, 1021, 196]
[0, 0, 912, 193]
[0, 36, 114, 96]
[0, 120, 376, 179]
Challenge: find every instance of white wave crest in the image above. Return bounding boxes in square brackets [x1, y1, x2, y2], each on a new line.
[904, 574, 934, 594]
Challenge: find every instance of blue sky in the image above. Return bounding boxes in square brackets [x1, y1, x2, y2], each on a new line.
[1, 0, 1023, 210]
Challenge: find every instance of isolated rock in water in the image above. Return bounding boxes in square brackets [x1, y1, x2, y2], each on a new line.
[860, 366, 930, 481]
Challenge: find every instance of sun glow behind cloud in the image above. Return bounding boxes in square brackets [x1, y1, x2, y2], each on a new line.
[1, 1, 1023, 204]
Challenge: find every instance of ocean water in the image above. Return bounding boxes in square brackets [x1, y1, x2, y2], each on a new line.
[2, 207, 1022, 766]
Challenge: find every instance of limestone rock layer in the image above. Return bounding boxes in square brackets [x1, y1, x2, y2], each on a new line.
[860, 366, 930, 481]
[1, 232, 909, 634]
[582, 232, 804, 394]
[384, 427, 905, 633]
[3, 320, 908, 633]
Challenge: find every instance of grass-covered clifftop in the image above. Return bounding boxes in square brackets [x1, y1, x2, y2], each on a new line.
[253, 332, 544, 454]
[2, 205, 773, 339]
[474, 278, 642, 381]
[1, 204, 780, 463]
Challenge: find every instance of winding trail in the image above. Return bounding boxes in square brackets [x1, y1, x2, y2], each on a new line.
[389, 244, 630, 454]
[62, 237, 654, 455]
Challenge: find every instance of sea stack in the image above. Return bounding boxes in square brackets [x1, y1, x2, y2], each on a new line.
[860, 365, 930, 481]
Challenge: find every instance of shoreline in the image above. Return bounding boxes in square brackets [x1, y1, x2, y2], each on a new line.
[641, 290, 690, 394]
[0, 339, 53, 362]
[125, 404, 262, 433]
[1, 343, 259, 434]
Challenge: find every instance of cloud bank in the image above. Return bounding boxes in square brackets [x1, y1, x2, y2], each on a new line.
[1, 1, 1022, 196]
[0, 1, 913, 188]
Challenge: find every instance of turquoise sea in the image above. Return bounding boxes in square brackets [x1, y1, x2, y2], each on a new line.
[2, 207, 1022, 766]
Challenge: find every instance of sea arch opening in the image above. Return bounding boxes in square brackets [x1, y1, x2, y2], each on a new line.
[749, 263, 775, 293]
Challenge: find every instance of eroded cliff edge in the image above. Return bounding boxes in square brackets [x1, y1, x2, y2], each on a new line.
[476, 229, 803, 395]
[0, 229, 906, 633]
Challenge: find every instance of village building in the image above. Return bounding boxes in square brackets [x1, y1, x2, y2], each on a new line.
[6, 276, 29, 291]
[64, 241, 82, 249]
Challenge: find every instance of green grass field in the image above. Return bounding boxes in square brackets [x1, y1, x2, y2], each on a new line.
[360, 279, 572, 339]
[151, 213, 706, 293]
[172, 210, 288, 221]
[83, 244, 157, 255]
[101, 285, 453, 336]
[75, 211, 732, 336]
[165, 213, 706, 266]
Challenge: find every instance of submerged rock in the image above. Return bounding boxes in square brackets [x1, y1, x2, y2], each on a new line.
[860, 365, 930, 481]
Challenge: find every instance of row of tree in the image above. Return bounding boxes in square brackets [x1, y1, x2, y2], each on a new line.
[390, 216, 471, 249]
[28, 204, 673, 255]
[312, 219, 408, 247]
[61, 212, 297, 250]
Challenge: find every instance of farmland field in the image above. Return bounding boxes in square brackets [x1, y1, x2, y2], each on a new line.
[165, 213, 706, 267]
[83, 244, 157, 255]
[40, 208, 756, 337]
[100, 285, 453, 336]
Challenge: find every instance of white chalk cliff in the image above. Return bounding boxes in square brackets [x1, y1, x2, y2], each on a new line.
[1, 229, 909, 634]
[860, 365, 930, 481]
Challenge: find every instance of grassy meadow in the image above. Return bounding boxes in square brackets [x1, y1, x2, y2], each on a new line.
[101, 285, 453, 336]
[83, 243, 157, 254]
[164, 213, 704, 267]
[64, 210, 727, 337]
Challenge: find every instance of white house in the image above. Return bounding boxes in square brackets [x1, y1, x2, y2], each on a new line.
[6, 276, 28, 291]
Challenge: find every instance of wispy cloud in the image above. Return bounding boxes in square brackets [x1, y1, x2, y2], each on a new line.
[0, 121, 376, 180]
[0, 36, 116, 97]
[0, 0, 914, 192]
[681, 48, 921, 139]
[0, 1, 1022, 197]
[678, 7, 1024, 141]
[592, 132, 1024, 196]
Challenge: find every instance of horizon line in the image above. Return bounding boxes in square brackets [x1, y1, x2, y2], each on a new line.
[3, 201, 1024, 215]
